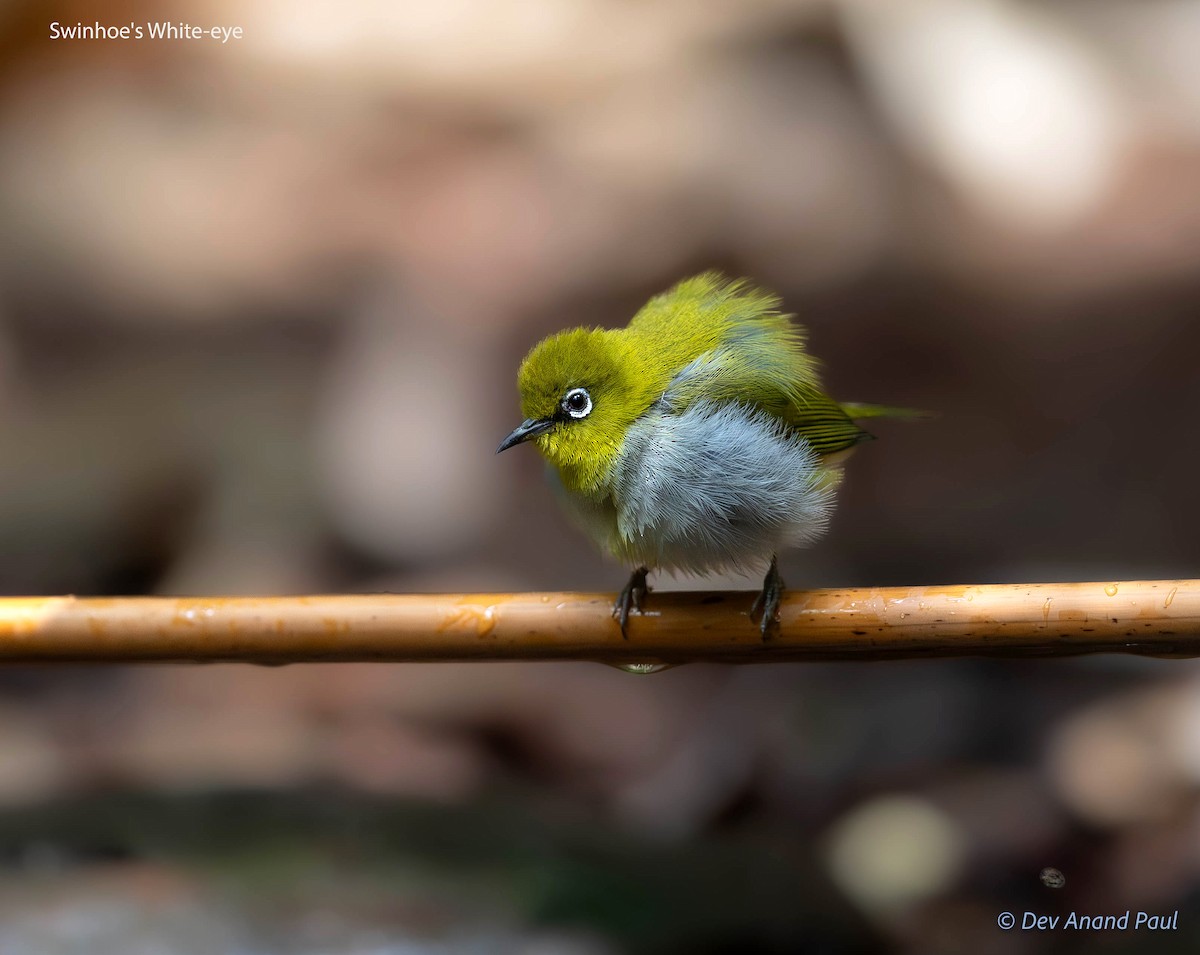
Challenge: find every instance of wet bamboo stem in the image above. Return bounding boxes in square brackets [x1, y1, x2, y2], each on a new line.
[0, 580, 1195, 665]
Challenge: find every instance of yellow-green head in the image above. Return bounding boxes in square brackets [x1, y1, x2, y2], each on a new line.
[496, 327, 660, 496]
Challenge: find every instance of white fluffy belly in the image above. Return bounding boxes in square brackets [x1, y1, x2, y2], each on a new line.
[554, 400, 836, 575]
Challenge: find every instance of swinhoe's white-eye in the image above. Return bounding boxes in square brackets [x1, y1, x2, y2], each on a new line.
[498, 273, 920, 638]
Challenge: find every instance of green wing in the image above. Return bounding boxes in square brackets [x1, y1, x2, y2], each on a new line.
[794, 400, 930, 453]
[632, 274, 871, 456]
[629, 274, 930, 455]
[790, 390, 875, 455]
[667, 356, 872, 456]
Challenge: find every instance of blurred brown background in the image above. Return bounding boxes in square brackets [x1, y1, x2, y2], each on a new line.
[0, 0, 1198, 952]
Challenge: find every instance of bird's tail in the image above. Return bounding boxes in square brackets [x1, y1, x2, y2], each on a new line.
[839, 401, 932, 421]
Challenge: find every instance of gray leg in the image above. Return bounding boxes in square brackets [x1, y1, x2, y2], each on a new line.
[613, 566, 650, 639]
[750, 556, 784, 640]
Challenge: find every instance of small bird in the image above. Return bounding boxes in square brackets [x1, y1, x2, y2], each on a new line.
[498, 273, 917, 638]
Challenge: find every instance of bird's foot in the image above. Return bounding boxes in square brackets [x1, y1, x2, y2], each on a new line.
[613, 566, 650, 639]
[750, 557, 785, 640]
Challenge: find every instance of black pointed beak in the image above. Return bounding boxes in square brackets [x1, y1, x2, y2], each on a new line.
[497, 417, 554, 453]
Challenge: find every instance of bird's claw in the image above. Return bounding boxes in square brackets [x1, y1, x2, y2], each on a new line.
[613, 566, 650, 639]
[750, 557, 785, 641]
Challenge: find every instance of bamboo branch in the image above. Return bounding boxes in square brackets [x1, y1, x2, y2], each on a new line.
[0, 580, 1195, 665]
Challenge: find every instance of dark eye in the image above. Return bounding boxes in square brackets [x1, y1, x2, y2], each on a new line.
[562, 387, 593, 419]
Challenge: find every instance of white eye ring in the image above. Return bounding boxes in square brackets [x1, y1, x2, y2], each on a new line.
[562, 387, 593, 419]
